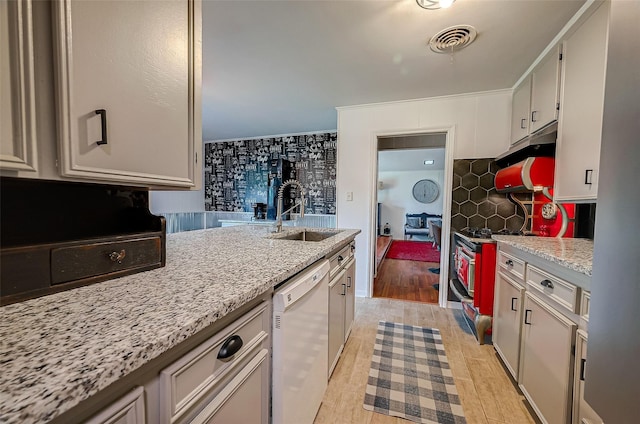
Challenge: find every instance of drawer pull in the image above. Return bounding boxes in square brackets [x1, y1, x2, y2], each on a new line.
[217, 335, 243, 361]
[511, 297, 518, 311]
[95, 109, 108, 145]
[338, 255, 344, 262]
[505, 259, 514, 266]
[524, 309, 532, 325]
[347, 276, 352, 288]
[540, 279, 554, 289]
[520, 118, 527, 129]
[580, 358, 586, 381]
[109, 249, 126, 264]
[341, 283, 346, 296]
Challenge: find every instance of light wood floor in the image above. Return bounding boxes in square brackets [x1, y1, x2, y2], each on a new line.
[373, 259, 440, 304]
[314, 297, 538, 424]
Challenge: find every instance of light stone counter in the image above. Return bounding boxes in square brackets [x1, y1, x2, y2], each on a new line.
[0, 226, 359, 423]
[492, 235, 594, 277]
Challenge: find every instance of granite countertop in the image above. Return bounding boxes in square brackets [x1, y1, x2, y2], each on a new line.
[492, 235, 594, 276]
[0, 226, 359, 423]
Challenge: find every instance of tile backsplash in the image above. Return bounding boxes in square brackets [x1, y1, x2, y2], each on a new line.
[451, 159, 528, 232]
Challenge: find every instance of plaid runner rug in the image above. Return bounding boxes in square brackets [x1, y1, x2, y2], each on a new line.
[363, 321, 467, 424]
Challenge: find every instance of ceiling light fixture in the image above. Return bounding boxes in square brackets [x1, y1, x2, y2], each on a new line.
[416, 0, 455, 10]
[424, 160, 435, 165]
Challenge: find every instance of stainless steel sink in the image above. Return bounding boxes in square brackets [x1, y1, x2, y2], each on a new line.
[275, 231, 337, 242]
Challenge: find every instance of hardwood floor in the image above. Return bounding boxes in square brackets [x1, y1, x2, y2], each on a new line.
[314, 297, 538, 424]
[373, 258, 440, 304]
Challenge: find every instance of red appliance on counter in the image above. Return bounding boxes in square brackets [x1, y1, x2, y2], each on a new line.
[495, 157, 575, 238]
[450, 230, 497, 345]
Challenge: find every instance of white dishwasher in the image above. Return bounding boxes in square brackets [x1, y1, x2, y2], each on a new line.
[272, 259, 330, 424]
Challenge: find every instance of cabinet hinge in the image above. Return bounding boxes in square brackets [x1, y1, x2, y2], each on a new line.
[195, 152, 198, 164]
[556, 102, 560, 111]
[559, 53, 563, 60]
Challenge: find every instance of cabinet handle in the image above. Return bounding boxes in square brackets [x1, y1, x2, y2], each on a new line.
[108, 249, 126, 264]
[505, 259, 513, 266]
[540, 279, 554, 289]
[341, 283, 346, 296]
[531, 110, 538, 122]
[511, 297, 518, 311]
[520, 118, 527, 129]
[347, 276, 352, 288]
[350, 244, 355, 252]
[580, 358, 586, 381]
[95, 109, 108, 145]
[338, 255, 344, 262]
[585, 169, 593, 185]
[524, 309, 532, 325]
[217, 335, 243, 361]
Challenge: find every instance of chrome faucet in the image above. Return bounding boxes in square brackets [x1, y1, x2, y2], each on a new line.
[276, 179, 305, 233]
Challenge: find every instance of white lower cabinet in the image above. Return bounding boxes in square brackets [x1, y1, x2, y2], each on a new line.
[519, 292, 577, 424]
[85, 387, 145, 424]
[328, 268, 346, 377]
[157, 302, 270, 423]
[344, 258, 356, 341]
[189, 349, 269, 424]
[492, 272, 525, 380]
[327, 243, 356, 378]
[572, 330, 604, 424]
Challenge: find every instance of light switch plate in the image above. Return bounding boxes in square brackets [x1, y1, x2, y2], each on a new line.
[346, 192, 353, 201]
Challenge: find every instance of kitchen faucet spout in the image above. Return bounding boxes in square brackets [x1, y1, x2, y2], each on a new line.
[276, 179, 305, 233]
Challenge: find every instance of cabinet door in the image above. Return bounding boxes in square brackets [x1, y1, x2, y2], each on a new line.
[520, 292, 576, 424]
[0, 0, 37, 173]
[190, 349, 269, 424]
[328, 269, 346, 377]
[530, 47, 562, 133]
[344, 259, 356, 342]
[85, 387, 145, 424]
[492, 272, 524, 380]
[510, 77, 531, 144]
[52, 0, 201, 188]
[572, 331, 604, 424]
[554, 2, 609, 202]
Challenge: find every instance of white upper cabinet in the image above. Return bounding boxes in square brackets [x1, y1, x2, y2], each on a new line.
[1, 0, 38, 172]
[510, 78, 531, 145]
[510, 47, 562, 145]
[530, 47, 562, 133]
[52, 0, 201, 188]
[554, 1, 609, 202]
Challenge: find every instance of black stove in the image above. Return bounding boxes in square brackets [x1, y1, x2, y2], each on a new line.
[459, 227, 523, 239]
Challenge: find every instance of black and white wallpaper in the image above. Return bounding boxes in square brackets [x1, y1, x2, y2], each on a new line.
[204, 132, 337, 214]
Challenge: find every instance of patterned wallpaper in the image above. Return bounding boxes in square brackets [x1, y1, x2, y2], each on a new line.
[204, 132, 337, 213]
[451, 159, 528, 232]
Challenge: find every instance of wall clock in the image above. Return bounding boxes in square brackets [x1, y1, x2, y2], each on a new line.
[412, 179, 439, 203]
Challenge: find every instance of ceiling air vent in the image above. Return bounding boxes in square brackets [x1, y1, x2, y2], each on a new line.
[429, 25, 478, 53]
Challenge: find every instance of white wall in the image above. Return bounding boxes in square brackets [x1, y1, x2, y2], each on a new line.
[336, 89, 511, 298]
[378, 170, 444, 240]
[149, 145, 206, 213]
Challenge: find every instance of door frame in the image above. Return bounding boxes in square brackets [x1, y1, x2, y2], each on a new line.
[368, 126, 456, 308]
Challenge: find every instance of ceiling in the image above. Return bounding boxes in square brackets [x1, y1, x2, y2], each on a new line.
[378, 148, 446, 172]
[202, 0, 585, 141]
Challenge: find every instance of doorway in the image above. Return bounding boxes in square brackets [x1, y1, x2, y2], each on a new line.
[369, 130, 455, 307]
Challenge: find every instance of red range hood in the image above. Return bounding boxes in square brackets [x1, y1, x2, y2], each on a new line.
[494, 157, 555, 193]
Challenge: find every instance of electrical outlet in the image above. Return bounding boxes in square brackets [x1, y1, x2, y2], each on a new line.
[346, 192, 353, 201]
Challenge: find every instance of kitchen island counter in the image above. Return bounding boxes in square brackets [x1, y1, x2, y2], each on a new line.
[0, 226, 359, 423]
[492, 235, 594, 277]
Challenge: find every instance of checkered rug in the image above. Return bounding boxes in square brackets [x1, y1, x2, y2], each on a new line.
[363, 321, 467, 424]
